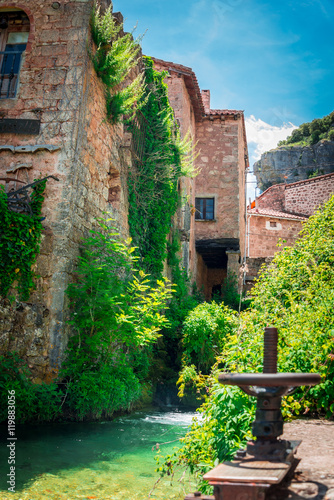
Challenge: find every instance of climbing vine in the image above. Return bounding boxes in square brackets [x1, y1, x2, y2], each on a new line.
[90, 1, 146, 123]
[0, 181, 46, 300]
[127, 56, 196, 276]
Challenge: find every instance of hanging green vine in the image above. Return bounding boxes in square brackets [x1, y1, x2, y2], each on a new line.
[127, 56, 196, 277]
[0, 181, 46, 300]
[90, 2, 146, 123]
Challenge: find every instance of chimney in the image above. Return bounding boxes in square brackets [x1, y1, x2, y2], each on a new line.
[201, 90, 210, 114]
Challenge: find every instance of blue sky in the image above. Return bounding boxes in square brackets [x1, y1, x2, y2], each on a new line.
[112, 0, 333, 194]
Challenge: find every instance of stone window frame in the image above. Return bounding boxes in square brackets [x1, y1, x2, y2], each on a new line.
[0, 5, 34, 100]
[195, 196, 216, 221]
[265, 219, 282, 231]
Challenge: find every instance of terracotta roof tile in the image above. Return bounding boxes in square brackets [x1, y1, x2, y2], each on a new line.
[208, 109, 243, 116]
[248, 207, 307, 220]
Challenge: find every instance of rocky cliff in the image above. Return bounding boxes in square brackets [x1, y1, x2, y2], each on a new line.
[254, 140, 334, 192]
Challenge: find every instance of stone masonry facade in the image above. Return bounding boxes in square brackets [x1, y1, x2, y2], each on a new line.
[0, 1, 249, 379]
[246, 172, 334, 285]
[285, 172, 334, 216]
[153, 59, 248, 300]
[0, 0, 131, 382]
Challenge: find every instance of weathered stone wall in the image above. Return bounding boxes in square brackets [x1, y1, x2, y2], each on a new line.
[244, 256, 272, 292]
[195, 115, 244, 243]
[194, 114, 247, 295]
[247, 214, 303, 258]
[196, 118, 234, 238]
[256, 184, 285, 211]
[0, 0, 131, 381]
[195, 252, 207, 296]
[285, 172, 334, 216]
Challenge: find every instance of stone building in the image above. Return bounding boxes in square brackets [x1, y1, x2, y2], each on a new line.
[0, 0, 249, 380]
[0, 0, 131, 382]
[245, 172, 334, 286]
[153, 59, 249, 300]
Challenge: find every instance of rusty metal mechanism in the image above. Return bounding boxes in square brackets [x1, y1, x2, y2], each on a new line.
[219, 327, 320, 461]
[185, 327, 321, 500]
[0, 175, 59, 215]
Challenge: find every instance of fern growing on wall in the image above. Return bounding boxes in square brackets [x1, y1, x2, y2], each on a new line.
[90, 2, 146, 123]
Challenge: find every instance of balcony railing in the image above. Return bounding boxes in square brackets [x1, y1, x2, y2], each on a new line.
[0, 51, 22, 99]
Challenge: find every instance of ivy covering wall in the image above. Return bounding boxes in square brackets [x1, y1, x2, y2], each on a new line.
[0, 181, 46, 300]
[127, 56, 194, 276]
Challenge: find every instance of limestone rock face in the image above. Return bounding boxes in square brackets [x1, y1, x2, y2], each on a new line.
[254, 140, 334, 191]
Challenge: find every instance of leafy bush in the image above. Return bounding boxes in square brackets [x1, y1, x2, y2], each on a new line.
[156, 382, 255, 493]
[181, 302, 238, 374]
[90, 2, 146, 123]
[0, 352, 63, 423]
[61, 218, 174, 420]
[158, 195, 334, 491]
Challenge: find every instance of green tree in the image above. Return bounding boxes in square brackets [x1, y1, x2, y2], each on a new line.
[61, 218, 174, 419]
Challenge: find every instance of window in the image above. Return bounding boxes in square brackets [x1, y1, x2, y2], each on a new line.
[195, 197, 215, 220]
[0, 10, 30, 99]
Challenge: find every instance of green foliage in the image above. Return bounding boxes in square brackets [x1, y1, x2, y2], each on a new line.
[61, 218, 174, 420]
[127, 57, 197, 277]
[148, 233, 202, 395]
[0, 352, 63, 423]
[181, 302, 238, 374]
[90, 2, 146, 123]
[219, 271, 243, 311]
[278, 110, 334, 146]
[0, 181, 46, 300]
[158, 196, 334, 491]
[156, 382, 254, 493]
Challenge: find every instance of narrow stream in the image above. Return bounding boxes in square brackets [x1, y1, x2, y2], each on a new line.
[0, 408, 198, 500]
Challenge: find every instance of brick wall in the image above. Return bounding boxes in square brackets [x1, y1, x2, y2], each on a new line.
[285, 172, 334, 216]
[248, 215, 303, 258]
[0, 0, 131, 381]
[257, 184, 285, 211]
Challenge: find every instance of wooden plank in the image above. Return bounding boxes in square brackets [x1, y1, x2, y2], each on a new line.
[203, 459, 290, 485]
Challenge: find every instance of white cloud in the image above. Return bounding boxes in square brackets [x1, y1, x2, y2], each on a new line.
[245, 115, 297, 200]
[245, 115, 297, 164]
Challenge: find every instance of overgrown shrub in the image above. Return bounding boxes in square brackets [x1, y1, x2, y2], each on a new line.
[0, 352, 63, 423]
[157, 195, 334, 492]
[60, 218, 174, 420]
[90, 2, 146, 123]
[156, 382, 255, 493]
[181, 302, 238, 374]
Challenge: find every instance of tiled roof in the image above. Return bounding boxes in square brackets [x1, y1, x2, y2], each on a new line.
[248, 207, 307, 221]
[151, 57, 205, 121]
[208, 109, 243, 116]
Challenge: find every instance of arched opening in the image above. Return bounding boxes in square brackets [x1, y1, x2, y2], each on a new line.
[0, 7, 30, 99]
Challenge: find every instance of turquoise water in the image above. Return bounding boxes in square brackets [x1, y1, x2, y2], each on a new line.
[0, 408, 198, 500]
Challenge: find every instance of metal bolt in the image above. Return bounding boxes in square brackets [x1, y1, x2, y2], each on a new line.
[263, 327, 278, 373]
